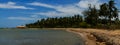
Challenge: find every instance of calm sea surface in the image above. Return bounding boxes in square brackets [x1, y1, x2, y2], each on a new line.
[0, 29, 85, 45]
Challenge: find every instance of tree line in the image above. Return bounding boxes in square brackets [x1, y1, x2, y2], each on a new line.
[26, 0, 120, 29]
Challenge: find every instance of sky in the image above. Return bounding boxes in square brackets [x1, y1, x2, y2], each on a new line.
[0, 0, 120, 28]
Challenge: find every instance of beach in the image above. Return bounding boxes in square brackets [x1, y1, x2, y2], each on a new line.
[66, 28, 120, 45]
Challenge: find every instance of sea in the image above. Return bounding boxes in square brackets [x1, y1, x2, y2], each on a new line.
[0, 29, 85, 45]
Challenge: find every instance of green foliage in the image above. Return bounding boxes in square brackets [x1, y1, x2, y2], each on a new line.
[79, 22, 91, 28]
[83, 5, 99, 26]
[26, 0, 120, 30]
[26, 15, 84, 28]
[99, 0, 119, 25]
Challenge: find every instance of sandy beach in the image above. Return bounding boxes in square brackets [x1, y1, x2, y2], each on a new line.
[64, 28, 120, 45]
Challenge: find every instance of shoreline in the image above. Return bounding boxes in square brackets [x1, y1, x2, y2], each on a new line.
[66, 29, 96, 45]
[66, 28, 120, 45]
[2, 28, 120, 45]
[15, 28, 98, 45]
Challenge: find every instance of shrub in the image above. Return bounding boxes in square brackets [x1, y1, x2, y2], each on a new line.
[79, 22, 91, 28]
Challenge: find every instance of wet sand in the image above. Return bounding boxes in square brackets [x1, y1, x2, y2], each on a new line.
[66, 29, 96, 45]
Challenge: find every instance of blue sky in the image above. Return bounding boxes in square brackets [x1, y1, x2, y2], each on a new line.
[0, 0, 120, 28]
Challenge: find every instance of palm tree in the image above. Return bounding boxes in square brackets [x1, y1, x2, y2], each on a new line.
[83, 5, 99, 26]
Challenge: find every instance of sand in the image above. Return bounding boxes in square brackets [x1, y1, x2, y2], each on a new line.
[66, 28, 120, 45]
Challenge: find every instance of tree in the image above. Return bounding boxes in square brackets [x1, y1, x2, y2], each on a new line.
[25, 0, 120, 29]
[99, 3, 110, 24]
[98, 0, 119, 29]
[99, 0, 119, 24]
[109, 0, 119, 24]
[83, 4, 99, 26]
[26, 15, 83, 28]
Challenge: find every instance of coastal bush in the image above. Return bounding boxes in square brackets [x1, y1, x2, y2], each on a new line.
[79, 22, 91, 28]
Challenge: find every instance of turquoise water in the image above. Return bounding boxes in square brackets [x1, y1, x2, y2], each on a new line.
[0, 29, 85, 45]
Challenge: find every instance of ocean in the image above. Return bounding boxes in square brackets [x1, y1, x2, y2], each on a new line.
[0, 29, 85, 45]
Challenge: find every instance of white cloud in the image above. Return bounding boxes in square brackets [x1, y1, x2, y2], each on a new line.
[119, 13, 120, 19]
[28, 0, 102, 17]
[8, 2, 16, 5]
[0, 2, 33, 9]
[28, 2, 82, 17]
[8, 17, 40, 20]
[34, 11, 75, 17]
[31, 15, 39, 18]
[28, 2, 55, 8]
[29, 2, 82, 14]
[77, 0, 102, 9]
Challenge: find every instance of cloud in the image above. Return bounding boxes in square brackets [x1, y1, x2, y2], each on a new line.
[8, 17, 40, 20]
[28, 0, 102, 17]
[0, 2, 33, 9]
[28, 2, 55, 8]
[77, 0, 102, 9]
[28, 2, 82, 14]
[34, 11, 75, 17]
[28, 2, 82, 17]
[119, 13, 120, 19]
